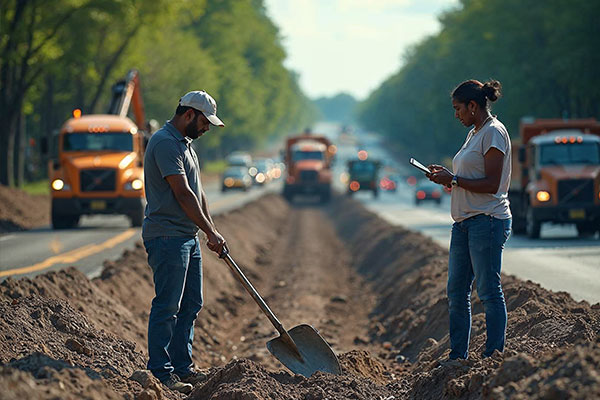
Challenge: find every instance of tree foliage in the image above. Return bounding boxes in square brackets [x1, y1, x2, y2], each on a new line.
[358, 0, 600, 162]
[0, 0, 316, 185]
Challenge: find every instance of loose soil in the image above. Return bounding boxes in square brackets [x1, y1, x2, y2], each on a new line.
[0, 185, 50, 232]
[0, 191, 599, 399]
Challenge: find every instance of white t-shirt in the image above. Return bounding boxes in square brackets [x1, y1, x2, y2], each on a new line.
[451, 117, 512, 222]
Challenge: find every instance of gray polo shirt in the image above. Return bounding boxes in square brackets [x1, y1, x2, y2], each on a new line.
[142, 122, 202, 240]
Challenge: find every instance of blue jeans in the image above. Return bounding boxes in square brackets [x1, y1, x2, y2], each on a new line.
[144, 236, 203, 382]
[447, 214, 511, 359]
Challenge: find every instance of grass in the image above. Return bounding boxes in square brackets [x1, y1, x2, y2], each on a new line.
[21, 179, 50, 196]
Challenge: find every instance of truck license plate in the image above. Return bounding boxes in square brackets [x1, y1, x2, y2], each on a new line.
[90, 200, 106, 210]
[569, 209, 585, 219]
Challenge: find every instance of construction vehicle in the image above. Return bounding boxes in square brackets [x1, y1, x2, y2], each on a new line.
[283, 133, 336, 203]
[46, 69, 149, 229]
[509, 118, 600, 238]
[347, 158, 380, 198]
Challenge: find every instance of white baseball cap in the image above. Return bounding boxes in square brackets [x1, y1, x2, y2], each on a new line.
[179, 90, 225, 127]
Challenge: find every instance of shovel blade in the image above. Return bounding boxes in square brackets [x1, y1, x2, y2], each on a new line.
[266, 324, 342, 377]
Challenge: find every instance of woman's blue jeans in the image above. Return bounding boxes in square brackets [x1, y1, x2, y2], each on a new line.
[144, 236, 203, 382]
[447, 214, 511, 359]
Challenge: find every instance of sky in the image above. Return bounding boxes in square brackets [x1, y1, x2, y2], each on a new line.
[264, 0, 459, 101]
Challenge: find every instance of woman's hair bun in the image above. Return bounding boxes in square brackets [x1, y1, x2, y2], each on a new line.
[482, 80, 502, 102]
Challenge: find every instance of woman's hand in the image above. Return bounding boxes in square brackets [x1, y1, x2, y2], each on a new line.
[427, 164, 453, 187]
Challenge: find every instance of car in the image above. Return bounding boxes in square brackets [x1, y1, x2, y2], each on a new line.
[226, 151, 253, 168]
[221, 167, 253, 192]
[415, 180, 443, 205]
[252, 157, 275, 185]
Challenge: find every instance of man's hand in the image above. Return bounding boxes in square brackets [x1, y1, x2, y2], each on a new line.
[206, 230, 226, 255]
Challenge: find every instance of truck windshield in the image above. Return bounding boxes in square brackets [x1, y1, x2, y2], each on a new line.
[293, 150, 323, 161]
[540, 143, 600, 165]
[63, 132, 133, 152]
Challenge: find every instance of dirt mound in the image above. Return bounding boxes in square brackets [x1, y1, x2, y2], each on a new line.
[326, 194, 600, 398]
[0, 295, 147, 398]
[190, 357, 397, 400]
[0, 185, 49, 232]
[1, 193, 599, 399]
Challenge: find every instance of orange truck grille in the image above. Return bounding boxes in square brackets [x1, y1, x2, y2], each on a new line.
[557, 179, 594, 204]
[80, 169, 116, 192]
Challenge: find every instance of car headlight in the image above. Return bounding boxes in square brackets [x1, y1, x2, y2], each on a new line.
[51, 179, 71, 191]
[125, 178, 143, 190]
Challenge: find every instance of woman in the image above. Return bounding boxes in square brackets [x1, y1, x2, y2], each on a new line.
[427, 79, 512, 361]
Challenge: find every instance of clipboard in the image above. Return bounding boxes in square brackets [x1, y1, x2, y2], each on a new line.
[409, 158, 431, 174]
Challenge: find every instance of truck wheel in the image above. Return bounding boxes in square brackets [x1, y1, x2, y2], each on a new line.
[526, 209, 541, 239]
[129, 209, 144, 227]
[320, 190, 331, 203]
[576, 223, 596, 238]
[52, 213, 79, 230]
[283, 187, 293, 202]
[512, 216, 526, 235]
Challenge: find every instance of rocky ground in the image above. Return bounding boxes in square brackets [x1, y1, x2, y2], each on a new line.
[0, 187, 599, 399]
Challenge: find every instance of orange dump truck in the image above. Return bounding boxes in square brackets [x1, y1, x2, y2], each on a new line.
[283, 134, 336, 203]
[47, 70, 148, 229]
[509, 118, 600, 238]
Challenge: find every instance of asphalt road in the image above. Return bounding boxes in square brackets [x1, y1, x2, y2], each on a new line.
[0, 181, 279, 281]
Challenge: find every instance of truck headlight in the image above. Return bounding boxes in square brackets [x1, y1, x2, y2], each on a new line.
[536, 191, 550, 202]
[125, 179, 143, 190]
[51, 179, 71, 191]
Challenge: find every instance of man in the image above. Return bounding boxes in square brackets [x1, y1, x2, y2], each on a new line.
[142, 91, 227, 394]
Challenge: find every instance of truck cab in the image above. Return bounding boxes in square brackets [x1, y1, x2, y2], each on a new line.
[510, 118, 600, 238]
[283, 135, 335, 203]
[49, 115, 146, 228]
[48, 69, 149, 229]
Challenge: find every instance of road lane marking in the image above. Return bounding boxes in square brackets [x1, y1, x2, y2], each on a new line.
[0, 235, 16, 242]
[0, 228, 137, 278]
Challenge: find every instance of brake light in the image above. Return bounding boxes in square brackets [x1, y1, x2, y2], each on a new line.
[349, 181, 360, 191]
[416, 190, 426, 200]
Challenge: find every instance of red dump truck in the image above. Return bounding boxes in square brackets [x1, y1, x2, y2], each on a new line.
[283, 134, 336, 203]
[509, 118, 600, 238]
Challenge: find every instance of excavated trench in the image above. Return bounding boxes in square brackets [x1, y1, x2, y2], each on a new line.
[0, 193, 599, 399]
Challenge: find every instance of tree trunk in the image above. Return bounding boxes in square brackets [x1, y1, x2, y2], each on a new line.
[16, 111, 25, 186]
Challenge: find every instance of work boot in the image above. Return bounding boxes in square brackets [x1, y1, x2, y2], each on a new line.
[179, 369, 208, 385]
[162, 373, 193, 394]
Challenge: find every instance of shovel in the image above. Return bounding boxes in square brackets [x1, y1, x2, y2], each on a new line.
[219, 247, 342, 377]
